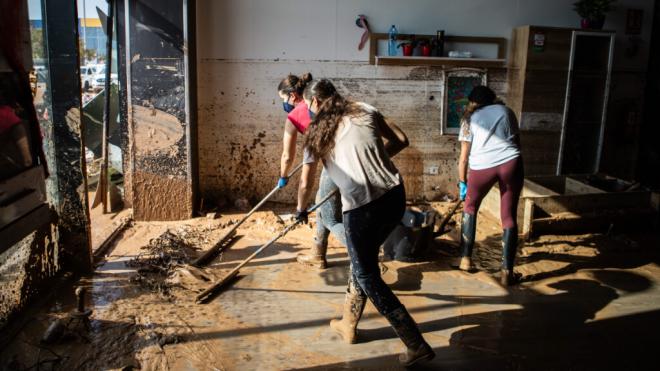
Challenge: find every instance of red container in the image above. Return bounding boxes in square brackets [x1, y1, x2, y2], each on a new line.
[421, 45, 431, 57]
[402, 44, 413, 56]
[580, 18, 590, 29]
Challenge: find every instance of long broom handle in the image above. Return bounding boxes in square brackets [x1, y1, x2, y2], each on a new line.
[193, 162, 304, 266]
[196, 188, 339, 303]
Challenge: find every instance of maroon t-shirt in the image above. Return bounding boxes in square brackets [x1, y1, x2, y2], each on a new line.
[287, 100, 311, 134]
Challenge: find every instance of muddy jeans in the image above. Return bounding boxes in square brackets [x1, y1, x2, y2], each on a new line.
[315, 169, 347, 247]
[344, 184, 406, 315]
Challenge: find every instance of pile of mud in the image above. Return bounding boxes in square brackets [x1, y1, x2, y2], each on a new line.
[126, 229, 202, 296]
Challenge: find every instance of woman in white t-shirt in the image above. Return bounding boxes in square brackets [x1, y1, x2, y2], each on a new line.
[294, 79, 434, 366]
[457, 85, 524, 286]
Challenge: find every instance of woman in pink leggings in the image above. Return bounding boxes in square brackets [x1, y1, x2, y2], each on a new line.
[457, 86, 524, 285]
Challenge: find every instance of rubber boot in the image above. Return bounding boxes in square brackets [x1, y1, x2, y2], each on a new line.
[500, 227, 520, 286]
[458, 212, 477, 271]
[297, 240, 328, 269]
[330, 281, 367, 344]
[385, 307, 435, 366]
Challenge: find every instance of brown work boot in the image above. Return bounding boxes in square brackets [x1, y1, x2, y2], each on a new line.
[296, 241, 328, 269]
[458, 256, 474, 271]
[330, 290, 367, 344]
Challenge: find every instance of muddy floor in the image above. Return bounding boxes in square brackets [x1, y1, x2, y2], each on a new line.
[1, 202, 659, 370]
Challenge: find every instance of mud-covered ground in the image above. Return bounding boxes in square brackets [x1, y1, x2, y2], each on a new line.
[1, 202, 659, 370]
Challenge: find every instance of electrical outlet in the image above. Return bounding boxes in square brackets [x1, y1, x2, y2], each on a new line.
[427, 165, 439, 175]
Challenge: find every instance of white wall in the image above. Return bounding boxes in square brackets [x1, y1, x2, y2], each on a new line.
[198, 0, 655, 70]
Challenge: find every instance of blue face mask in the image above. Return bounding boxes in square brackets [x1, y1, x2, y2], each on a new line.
[308, 109, 316, 120]
[283, 102, 295, 113]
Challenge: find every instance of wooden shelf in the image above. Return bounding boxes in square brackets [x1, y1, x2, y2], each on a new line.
[369, 32, 507, 68]
[375, 56, 507, 68]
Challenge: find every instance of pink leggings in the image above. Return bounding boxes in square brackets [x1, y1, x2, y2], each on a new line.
[464, 157, 524, 229]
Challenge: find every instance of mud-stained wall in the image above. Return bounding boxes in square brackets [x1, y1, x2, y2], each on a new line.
[126, 0, 193, 221]
[197, 60, 507, 203]
[1, 0, 90, 331]
[0, 223, 59, 330]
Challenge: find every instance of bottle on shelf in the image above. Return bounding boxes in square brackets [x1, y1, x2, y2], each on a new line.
[436, 30, 445, 57]
[388, 25, 398, 56]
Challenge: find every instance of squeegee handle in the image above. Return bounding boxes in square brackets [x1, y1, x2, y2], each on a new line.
[228, 188, 338, 273]
[196, 188, 339, 303]
[193, 162, 304, 267]
[229, 162, 304, 232]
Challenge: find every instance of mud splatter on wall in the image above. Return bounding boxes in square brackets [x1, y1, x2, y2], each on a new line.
[1, 0, 89, 330]
[127, 0, 193, 220]
[197, 60, 507, 204]
[0, 224, 60, 330]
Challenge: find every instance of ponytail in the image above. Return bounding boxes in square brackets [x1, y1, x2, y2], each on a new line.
[278, 72, 313, 96]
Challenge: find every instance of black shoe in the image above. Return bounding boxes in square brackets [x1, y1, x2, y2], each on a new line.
[385, 307, 435, 366]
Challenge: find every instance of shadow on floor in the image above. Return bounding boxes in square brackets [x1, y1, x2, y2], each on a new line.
[356, 270, 656, 370]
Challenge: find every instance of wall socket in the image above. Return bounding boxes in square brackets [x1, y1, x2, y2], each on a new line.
[427, 165, 439, 175]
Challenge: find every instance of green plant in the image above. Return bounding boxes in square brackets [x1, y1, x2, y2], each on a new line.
[416, 37, 430, 46]
[573, 0, 616, 19]
[398, 35, 418, 48]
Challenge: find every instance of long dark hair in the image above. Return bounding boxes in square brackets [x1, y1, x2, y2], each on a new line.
[303, 79, 360, 159]
[461, 85, 502, 136]
[278, 72, 313, 96]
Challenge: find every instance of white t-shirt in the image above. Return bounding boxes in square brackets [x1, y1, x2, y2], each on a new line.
[458, 104, 521, 170]
[317, 102, 402, 212]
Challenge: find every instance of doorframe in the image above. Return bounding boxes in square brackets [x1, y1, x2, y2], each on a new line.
[556, 31, 615, 175]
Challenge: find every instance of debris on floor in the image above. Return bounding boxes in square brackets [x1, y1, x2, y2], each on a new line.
[1, 203, 659, 370]
[125, 228, 204, 296]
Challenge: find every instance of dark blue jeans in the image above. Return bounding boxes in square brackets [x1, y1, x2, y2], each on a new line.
[344, 184, 406, 316]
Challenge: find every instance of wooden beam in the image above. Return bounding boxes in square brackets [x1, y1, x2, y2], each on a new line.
[564, 177, 605, 194]
[0, 204, 51, 255]
[375, 56, 506, 68]
[522, 199, 535, 241]
[532, 192, 651, 215]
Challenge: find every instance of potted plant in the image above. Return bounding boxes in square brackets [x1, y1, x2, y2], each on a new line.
[573, 0, 616, 29]
[398, 35, 417, 57]
[417, 38, 432, 57]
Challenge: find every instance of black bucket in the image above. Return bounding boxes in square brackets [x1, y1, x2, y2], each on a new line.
[382, 209, 437, 262]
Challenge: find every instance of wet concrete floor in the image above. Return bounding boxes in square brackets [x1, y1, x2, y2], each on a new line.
[2, 204, 660, 370]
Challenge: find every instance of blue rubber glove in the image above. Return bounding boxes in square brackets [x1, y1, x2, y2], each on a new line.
[277, 177, 288, 189]
[459, 181, 468, 201]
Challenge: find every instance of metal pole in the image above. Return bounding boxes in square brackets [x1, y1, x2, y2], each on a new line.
[82, 0, 87, 65]
[101, 0, 114, 213]
[192, 162, 304, 267]
[196, 188, 339, 303]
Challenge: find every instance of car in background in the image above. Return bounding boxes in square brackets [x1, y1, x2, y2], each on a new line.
[80, 65, 97, 91]
[90, 66, 118, 90]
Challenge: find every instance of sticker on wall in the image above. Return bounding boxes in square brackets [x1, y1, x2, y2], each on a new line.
[533, 32, 545, 52]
